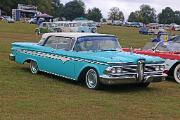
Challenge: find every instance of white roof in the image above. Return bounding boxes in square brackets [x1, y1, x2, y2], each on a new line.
[42, 32, 115, 39]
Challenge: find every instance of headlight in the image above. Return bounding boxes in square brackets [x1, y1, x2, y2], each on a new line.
[159, 65, 165, 71]
[155, 66, 160, 71]
[154, 65, 165, 71]
[116, 68, 122, 73]
[104, 67, 123, 74]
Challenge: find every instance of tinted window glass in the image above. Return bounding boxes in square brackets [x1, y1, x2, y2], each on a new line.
[45, 36, 75, 50]
[74, 36, 121, 51]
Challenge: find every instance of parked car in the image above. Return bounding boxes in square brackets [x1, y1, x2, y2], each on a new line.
[139, 27, 149, 35]
[123, 42, 180, 83]
[112, 20, 123, 26]
[10, 33, 167, 89]
[55, 21, 97, 33]
[96, 22, 101, 27]
[130, 22, 143, 28]
[35, 22, 62, 35]
[0, 16, 3, 20]
[148, 26, 167, 35]
[170, 23, 180, 31]
[28, 18, 37, 24]
[3, 16, 15, 23]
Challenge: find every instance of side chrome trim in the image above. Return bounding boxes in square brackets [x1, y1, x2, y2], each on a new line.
[39, 69, 76, 81]
[17, 49, 108, 65]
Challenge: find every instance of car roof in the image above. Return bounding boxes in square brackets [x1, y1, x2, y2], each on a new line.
[42, 32, 115, 39]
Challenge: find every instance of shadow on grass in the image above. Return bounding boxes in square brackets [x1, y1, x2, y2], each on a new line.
[20, 67, 160, 93]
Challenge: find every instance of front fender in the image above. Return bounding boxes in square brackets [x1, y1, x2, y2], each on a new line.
[76, 63, 108, 80]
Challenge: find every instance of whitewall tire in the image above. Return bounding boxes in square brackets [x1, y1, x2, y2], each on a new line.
[29, 61, 39, 74]
[85, 69, 100, 89]
[174, 64, 180, 83]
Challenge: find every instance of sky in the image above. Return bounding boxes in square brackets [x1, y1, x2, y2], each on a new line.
[61, 0, 180, 20]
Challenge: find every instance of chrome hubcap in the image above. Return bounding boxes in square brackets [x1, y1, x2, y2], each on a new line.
[86, 69, 97, 89]
[30, 61, 38, 74]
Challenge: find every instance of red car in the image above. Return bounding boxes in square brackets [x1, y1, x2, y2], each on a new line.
[123, 42, 180, 83]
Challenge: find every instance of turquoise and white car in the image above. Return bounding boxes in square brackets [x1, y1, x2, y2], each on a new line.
[10, 33, 167, 89]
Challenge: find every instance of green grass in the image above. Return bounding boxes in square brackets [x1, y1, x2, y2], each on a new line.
[0, 22, 180, 120]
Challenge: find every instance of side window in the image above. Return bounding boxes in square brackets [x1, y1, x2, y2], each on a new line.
[58, 37, 75, 50]
[42, 23, 47, 28]
[45, 36, 75, 50]
[44, 36, 58, 49]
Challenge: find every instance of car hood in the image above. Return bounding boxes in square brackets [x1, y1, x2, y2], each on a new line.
[74, 51, 165, 64]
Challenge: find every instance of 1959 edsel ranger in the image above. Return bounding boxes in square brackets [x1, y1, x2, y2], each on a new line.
[9, 33, 167, 89]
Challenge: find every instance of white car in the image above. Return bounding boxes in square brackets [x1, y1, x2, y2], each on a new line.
[148, 26, 167, 35]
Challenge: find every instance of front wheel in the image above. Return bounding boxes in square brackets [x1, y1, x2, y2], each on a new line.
[85, 69, 100, 89]
[29, 61, 39, 74]
[174, 64, 180, 83]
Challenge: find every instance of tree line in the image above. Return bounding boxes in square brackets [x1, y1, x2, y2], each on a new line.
[0, 0, 102, 22]
[128, 5, 180, 24]
[0, 0, 179, 24]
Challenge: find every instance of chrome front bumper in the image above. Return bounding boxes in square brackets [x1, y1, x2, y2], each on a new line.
[9, 53, 15, 61]
[99, 73, 167, 85]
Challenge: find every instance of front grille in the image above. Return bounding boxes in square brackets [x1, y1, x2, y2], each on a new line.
[112, 64, 163, 75]
[121, 65, 161, 73]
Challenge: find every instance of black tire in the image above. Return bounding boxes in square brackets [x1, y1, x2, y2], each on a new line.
[85, 69, 100, 90]
[138, 82, 150, 88]
[173, 64, 180, 83]
[29, 61, 39, 74]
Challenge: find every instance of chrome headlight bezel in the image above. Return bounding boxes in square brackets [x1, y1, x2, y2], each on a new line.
[154, 65, 165, 71]
[104, 67, 123, 75]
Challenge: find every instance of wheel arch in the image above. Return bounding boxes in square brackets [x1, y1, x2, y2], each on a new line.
[169, 61, 180, 75]
[77, 65, 100, 81]
[23, 58, 38, 64]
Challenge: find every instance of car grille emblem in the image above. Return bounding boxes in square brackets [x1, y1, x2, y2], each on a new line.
[137, 60, 145, 81]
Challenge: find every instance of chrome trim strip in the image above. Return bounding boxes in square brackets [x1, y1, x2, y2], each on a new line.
[18, 49, 108, 65]
[40, 69, 76, 81]
[99, 73, 167, 85]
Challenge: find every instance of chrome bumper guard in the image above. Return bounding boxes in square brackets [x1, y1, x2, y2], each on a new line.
[99, 73, 167, 85]
[9, 54, 15, 61]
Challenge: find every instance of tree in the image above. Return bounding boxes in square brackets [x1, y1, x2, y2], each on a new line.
[108, 7, 124, 21]
[174, 11, 180, 24]
[158, 7, 175, 24]
[127, 4, 156, 24]
[139, 4, 156, 24]
[128, 11, 140, 22]
[0, 0, 53, 15]
[87, 7, 102, 22]
[52, 0, 64, 18]
[63, 0, 85, 21]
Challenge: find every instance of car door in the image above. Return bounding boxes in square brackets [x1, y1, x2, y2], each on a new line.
[42, 36, 76, 79]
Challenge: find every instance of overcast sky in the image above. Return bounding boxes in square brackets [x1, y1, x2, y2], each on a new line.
[61, 0, 180, 20]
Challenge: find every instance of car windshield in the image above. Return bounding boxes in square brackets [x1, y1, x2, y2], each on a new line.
[143, 42, 180, 52]
[74, 36, 121, 52]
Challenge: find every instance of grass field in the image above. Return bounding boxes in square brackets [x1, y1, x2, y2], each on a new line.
[0, 21, 180, 120]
